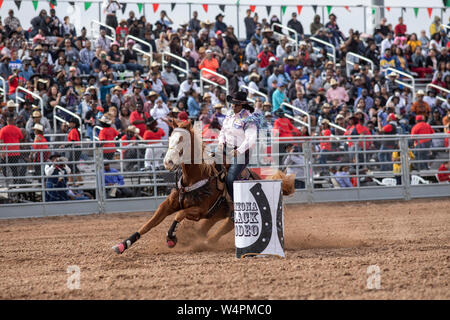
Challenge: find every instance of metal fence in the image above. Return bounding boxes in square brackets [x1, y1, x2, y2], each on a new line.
[1, 133, 449, 219]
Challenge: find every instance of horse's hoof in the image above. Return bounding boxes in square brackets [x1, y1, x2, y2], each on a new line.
[167, 236, 177, 248]
[113, 243, 125, 254]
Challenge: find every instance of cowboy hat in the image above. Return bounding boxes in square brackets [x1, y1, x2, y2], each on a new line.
[32, 111, 42, 118]
[227, 91, 254, 112]
[150, 61, 161, 68]
[113, 86, 122, 92]
[203, 93, 212, 100]
[6, 100, 17, 108]
[330, 79, 338, 86]
[262, 27, 274, 34]
[215, 14, 225, 20]
[200, 20, 214, 28]
[171, 107, 181, 113]
[33, 123, 44, 132]
[127, 125, 139, 134]
[213, 103, 224, 109]
[249, 72, 260, 81]
[147, 91, 159, 98]
[99, 115, 112, 125]
[286, 55, 296, 61]
[416, 89, 425, 96]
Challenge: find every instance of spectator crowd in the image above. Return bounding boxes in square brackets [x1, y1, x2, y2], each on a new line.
[0, 4, 449, 202]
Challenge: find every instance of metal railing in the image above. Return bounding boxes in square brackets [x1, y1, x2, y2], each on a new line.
[310, 36, 336, 64]
[0, 134, 449, 218]
[425, 83, 450, 103]
[271, 23, 299, 53]
[125, 35, 153, 66]
[162, 51, 189, 78]
[385, 68, 416, 101]
[0, 76, 6, 103]
[15, 86, 44, 114]
[93, 125, 103, 141]
[90, 20, 116, 43]
[346, 52, 375, 77]
[240, 85, 268, 103]
[53, 106, 83, 140]
[200, 68, 229, 96]
[281, 102, 312, 135]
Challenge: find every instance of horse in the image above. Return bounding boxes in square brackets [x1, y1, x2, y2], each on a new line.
[112, 120, 295, 254]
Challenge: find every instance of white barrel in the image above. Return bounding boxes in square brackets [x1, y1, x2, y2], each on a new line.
[233, 180, 285, 258]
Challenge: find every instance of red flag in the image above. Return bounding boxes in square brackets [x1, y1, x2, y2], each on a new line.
[250, 5, 256, 13]
[344, 6, 351, 12]
[202, 4, 208, 12]
[50, 4, 55, 9]
[152, 3, 159, 13]
[297, 5, 303, 15]
[386, 7, 391, 12]
[427, 8, 433, 18]
[0, 0, 3, 9]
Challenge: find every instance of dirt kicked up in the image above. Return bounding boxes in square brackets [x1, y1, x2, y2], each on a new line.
[0, 198, 449, 299]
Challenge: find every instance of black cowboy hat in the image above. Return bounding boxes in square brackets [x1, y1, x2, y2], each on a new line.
[145, 116, 157, 126]
[215, 13, 225, 20]
[226, 91, 254, 113]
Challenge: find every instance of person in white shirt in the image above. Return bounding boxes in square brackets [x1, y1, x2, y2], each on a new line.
[161, 64, 180, 98]
[217, 91, 257, 203]
[381, 32, 394, 57]
[177, 74, 201, 99]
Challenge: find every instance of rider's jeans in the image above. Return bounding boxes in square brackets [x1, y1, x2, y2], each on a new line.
[226, 163, 247, 201]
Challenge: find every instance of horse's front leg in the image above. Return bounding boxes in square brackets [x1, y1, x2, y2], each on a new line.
[166, 206, 204, 248]
[113, 193, 179, 254]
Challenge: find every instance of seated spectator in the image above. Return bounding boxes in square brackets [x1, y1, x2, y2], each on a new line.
[437, 162, 450, 183]
[411, 90, 431, 120]
[104, 163, 134, 198]
[335, 166, 353, 188]
[45, 155, 71, 202]
[283, 143, 305, 189]
[98, 115, 119, 160]
[161, 64, 180, 99]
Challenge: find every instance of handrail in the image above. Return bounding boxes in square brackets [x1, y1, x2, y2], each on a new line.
[15, 86, 43, 114]
[240, 85, 268, 103]
[329, 122, 346, 134]
[346, 52, 375, 77]
[440, 24, 449, 32]
[0, 76, 6, 103]
[425, 83, 450, 103]
[271, 23, 299, 53]
[53, 105, 83, 141]
[93, 125, 103, 141]
[125, 35, 153, 65]
[162, 51, 189, 78]
[200, 68, 229, 96]
[281, 102, 311, 135]
[386, 67, 416, 100]
[310, 36, 336, 64]
[91, 20, 116, 43]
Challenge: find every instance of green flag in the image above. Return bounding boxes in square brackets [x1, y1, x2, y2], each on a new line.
[413, 8, 419, 17]
[372, 8, 376, 15]
[281, 6, 286, 15]
[327, 6, 332, 15]
[137, 3, 143, 13]
[84, 2, 92, 10]
[50, 0, 57, 6]
[32, 0, 38, 10]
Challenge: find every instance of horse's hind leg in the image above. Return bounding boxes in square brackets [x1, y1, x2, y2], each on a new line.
[113, 196, 179, 254]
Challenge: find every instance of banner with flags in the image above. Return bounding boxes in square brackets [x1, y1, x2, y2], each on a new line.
[413, 8, 419, 17]
[137, 3, 143, 14]
[266, 6, 271, 16]
[14, 0, 21, 10]
[202, 4, 208, 12]
[427, 8, 433, 18]
[297, 5, 302, 15]
[312, 5, 317, 14]
[84, 2, 92, 11]
[219, 5, 225, 12]
[121, 3, 126, 14]
[32, 0, 39, 10]
[152, 3, 159, 12]
[171, 3, 176, 11]
[281, 6, 286, 15]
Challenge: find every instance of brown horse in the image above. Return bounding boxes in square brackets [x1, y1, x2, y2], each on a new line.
[113, 120, 294, 254]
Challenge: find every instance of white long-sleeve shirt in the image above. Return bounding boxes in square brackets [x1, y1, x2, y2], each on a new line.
[218, 109, 257, 154]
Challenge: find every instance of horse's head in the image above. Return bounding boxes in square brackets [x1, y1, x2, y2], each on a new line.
[164, 121, 193, 171]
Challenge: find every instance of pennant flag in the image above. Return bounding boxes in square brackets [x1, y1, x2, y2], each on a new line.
[219, 5, 225, 12]
[372, 8, 376, 15]
[444, 0, 449, 7]
[281, 6, 286, 15]
[386, 7, 391, 12]
[0, 0, 3, 9]
[297, 6, 303, 15]
[312, 5, 317, 14]
[69, 1, 75, 6]
[327, 6, 332, 15]
[266, 6, 271, 16]
[84, 2, 92, 11]
[171, 3, 176, 11]
[427, 8, 433, 18]
[402, 7, 406, 13]
[250, 5, 256, 13]
[14, 0, 21, 9]
[121, 3, 126, 14]
[32, 0, 39, 10]
[49, 0, 57, 9]
[202, 4, 208, 12]
[413, 8, 419, 17]
[152, 3, 159, 12]
[137, 3, 143, 14]
[344, 6, 351, 12]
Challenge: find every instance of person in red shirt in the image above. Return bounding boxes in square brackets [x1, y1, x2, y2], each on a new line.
[437, 162, 450, 183]
[394, 17, 407, 36]
[319, 119, 332, 171]
[377, 113, 398, 171]
[411, 115, 435, 170]
[0, 116, 24, 183]
[273, 110, 300, 164]
[143, 117, 165, 170]
[7, 69, 26, 99]
[257, 44, 277, 69]
[129, 103, 150, 136]
[98, 115, 119, 160]
[66, 117, 82, 183]
[344, 116, 372, 164]
[115, 19, 129, 40]
[32, 123, 50, 176]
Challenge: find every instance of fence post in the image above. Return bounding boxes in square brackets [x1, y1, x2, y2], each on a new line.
[303, 140, 314, 203]
[400, 137, 411, 200]
[95, 143, 105, 214]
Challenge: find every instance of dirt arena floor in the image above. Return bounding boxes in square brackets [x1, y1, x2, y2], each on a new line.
[0, 198, 449, 300]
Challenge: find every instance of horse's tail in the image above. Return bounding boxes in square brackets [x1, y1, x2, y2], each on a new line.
[265, 170, 296, 196]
